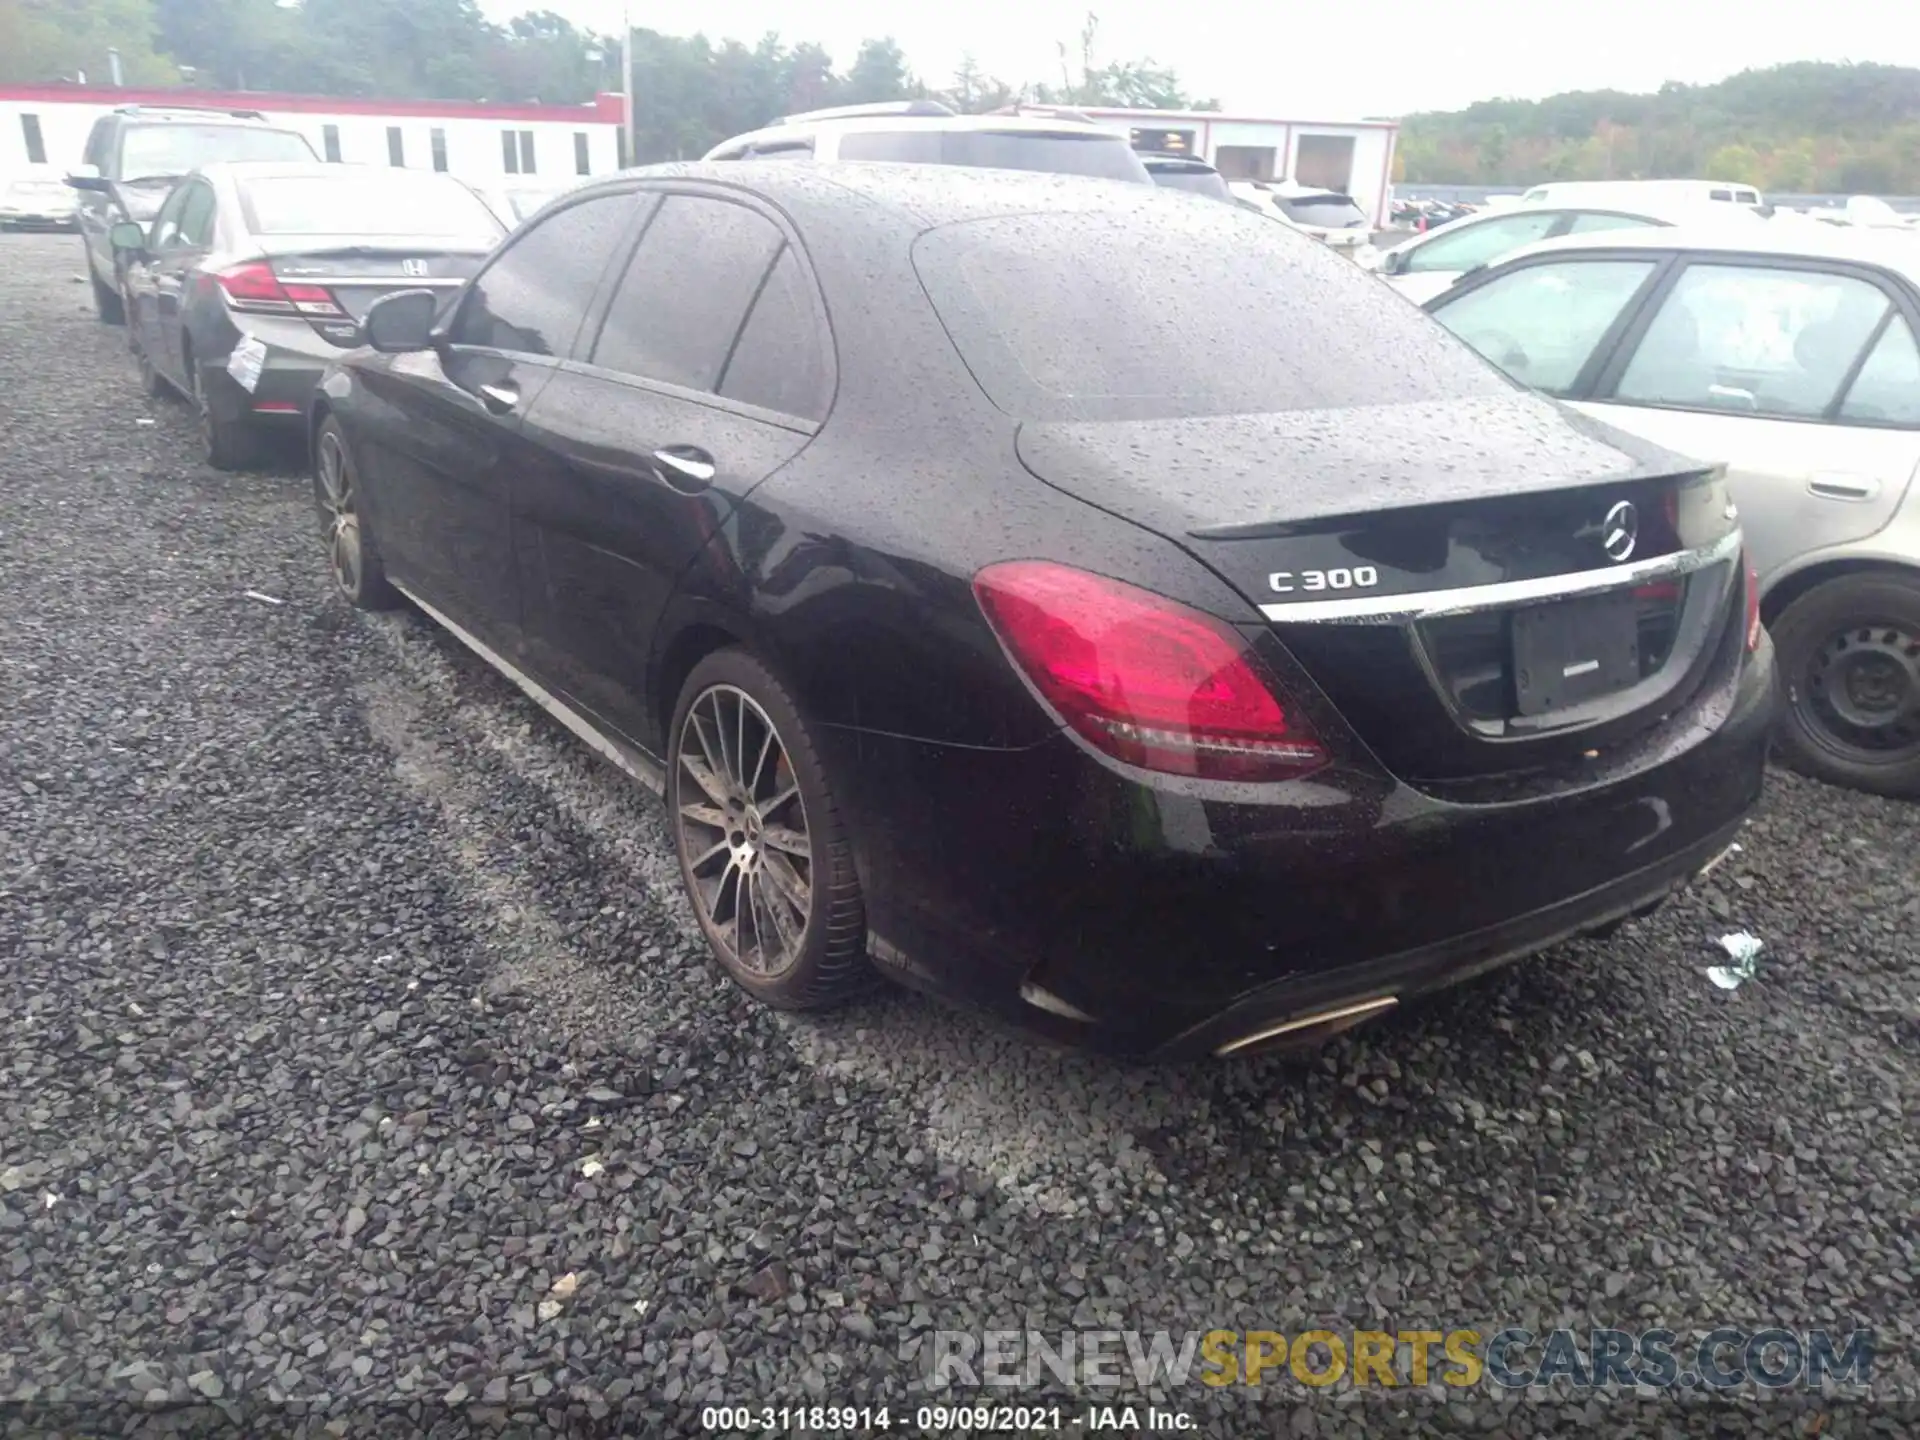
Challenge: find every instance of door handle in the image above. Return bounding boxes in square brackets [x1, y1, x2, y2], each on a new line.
[477, 382, 518, 415]
[652, 446, 715, 488]
[1807, 473, 1879, 502]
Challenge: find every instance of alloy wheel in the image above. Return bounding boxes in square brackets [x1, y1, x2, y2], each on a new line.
[674, 684, 813, 977]
[1797, 620, 1920, 761]
[315, 429, 362, 597]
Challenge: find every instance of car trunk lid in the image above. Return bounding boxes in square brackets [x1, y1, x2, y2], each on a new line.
[1014, 395, 1745, 785]
[251, 237, 491, 336]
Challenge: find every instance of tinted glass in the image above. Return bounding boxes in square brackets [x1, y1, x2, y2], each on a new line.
[175, 183, 215, 247]
[914, 206, 1511, 422]
[117, 124, 313, 179]
[1431, 259, 1657, 394]
[1840, 314, 1920, 425]
[1404, 209, 1563, 273]
[1149, 168, 1233, 201]
[591, 196, 783, 391]
[837, 129, 1150, 182]
[1614, 264, 1891, 418]
[717, 248, 831, 420]
[451, 192, 635, 356]
[240, 173, 503, 239]
[148, 185, 192, 248]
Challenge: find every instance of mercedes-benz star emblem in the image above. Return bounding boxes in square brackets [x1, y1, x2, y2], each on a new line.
[1601, 500, 1638, 563]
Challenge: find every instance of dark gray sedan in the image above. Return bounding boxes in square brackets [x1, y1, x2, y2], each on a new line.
[113, 162, 506, 468]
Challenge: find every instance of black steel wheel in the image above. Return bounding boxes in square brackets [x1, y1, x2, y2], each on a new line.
[667, 648, 872, 1009]
[1773, 571, 1920, 798]
[313, 417, 398, 610]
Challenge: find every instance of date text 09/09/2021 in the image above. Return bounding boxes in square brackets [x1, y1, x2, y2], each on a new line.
[699, 1406, 1180, 1432]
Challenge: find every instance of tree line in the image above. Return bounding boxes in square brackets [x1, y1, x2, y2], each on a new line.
[1397, 62, 1920, 195]
[0, 0, 1217, 162]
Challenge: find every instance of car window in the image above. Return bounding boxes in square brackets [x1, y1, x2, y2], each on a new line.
[1430, 259, 1658, 395]
[116, 124, 312, 181]
[1837, 313, 1920, 426]
[1149, 168, 1233, 202]
[174, 182, 215, 248]
[1613, 263, 1894, 419]
[239, 173, 502, 239]
[1563, 211, 1657, 235]
[147, 185, 193, 249]
[1275, 196, 1368, 229]
[715, 247, 831, 420]
[449, 192, 635, 356]
[590, 195, 783, 392]
[1403, 210, 1564, 273]
[913, 206, 1511, 423]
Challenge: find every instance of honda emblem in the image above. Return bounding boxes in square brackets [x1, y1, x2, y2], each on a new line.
[400, 259, 429, 277]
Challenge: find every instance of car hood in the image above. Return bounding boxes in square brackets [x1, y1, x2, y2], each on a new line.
[1013, 390, 1707, 539]
[116, 186, 169, 221]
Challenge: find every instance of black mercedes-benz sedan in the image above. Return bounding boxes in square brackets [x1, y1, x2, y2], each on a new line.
[113, 162, 506, 469]
[311, 162, 1777, 1061]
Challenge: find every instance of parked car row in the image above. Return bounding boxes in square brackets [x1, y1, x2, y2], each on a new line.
[52, 110, 1916, 1061]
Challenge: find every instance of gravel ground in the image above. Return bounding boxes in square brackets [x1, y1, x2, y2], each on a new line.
[0, 232, 1914, 1438]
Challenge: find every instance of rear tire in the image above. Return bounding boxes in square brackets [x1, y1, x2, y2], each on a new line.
[192, 358, 257, 472]
[1772, 571, 1920, 798]
[667, 648, 873, 1011]
[91, 266, 125, 325]
[313, 416, 400, 611]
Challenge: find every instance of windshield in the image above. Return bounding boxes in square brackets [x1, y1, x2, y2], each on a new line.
[1277, 195, 1368, 228]
[914, 206, 1508, 422]
[239, 173, 504, 239]
[1149, 168, 1233, 202]
[118, 124, 315, 180]
[835, 129, 1151, 183]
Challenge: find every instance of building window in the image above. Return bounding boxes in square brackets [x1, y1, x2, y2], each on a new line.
[322, 124, 342, 163]
[503, 129, 535, 174]
[430, 128, 448, 172]
[1214, 145, 1278, 181]
[387, 126, 405, 167]
[20, 114, 47, 164]
[518, 131, 536, 174]
[574, 131, 590, 175]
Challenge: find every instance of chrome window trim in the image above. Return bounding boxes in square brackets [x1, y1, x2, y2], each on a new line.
[1257, 528, 1743, 625]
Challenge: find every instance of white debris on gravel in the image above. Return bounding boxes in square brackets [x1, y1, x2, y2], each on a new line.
[1706, 931, 1766, 990]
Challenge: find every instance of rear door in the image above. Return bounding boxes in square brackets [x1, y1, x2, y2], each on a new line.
[352, 188, 640, 651]
[512, 188, 833, 748]
[125, 183, 190, 363]
[1568, 255, 1920, 585]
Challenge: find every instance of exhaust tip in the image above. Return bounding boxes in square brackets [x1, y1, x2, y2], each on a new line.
[1216, 995, 1398, 1058]
[1019, 982, 1096, 1025]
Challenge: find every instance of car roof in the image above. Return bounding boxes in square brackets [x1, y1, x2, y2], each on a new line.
[579, 159, 1169, 228]
[1478, 219, 1920, 285]
[708, 111, 1129, 155]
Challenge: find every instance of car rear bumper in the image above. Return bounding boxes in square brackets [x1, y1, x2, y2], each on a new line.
[199, 341, 333, 429]
[822, 632, 1777, 1060]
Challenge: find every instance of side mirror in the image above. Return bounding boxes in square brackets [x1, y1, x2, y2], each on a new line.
[66, 164, 110, 193]
[1379, 250, 1406, 275]
[363, 288, 440, 353]
[108, 220, 147, 253]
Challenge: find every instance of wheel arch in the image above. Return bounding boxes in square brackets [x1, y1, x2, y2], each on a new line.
[651, 611, 757, 752]
[1761, 555, 1920, 626]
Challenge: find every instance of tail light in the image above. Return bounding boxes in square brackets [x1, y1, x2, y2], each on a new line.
[1744, 553, 1763, 651]
[972, 560, 1327, 782]
[215, 262, 346, 319]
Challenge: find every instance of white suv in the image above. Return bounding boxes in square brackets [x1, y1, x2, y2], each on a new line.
[702, 102, 1152, 184]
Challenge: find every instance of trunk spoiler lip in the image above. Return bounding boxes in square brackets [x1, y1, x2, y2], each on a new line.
[1257, 525, 1743, 626]
[1185, 461, 1725, 541]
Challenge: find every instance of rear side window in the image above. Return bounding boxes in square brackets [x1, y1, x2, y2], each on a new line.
[1563, 211, 1657, 235]
[590, 195, 783, 392]
[914, 206, 1511, 422]
[1403, 209, 1562, 273]
[450, 192, 635, 357]
[837, 129, 1149, 182]
[717, 248, 832, 420]
[1614, 264, 1897, 419]
[1840, 315, 1920, 425]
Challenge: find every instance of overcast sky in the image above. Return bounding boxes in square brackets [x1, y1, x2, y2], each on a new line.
[479, 0, 1911, 116]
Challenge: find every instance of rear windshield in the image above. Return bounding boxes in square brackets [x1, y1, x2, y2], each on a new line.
[836, 129, 1150, 183]
[118, 124, 314, 181]
[914, 207, 1509, 422]
[240, 173, 505, 238]
[1277, 195, 1368, 228]
[1149, 168, 1233, 202]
